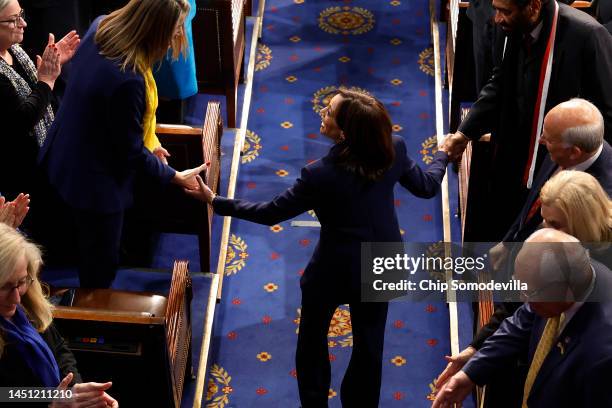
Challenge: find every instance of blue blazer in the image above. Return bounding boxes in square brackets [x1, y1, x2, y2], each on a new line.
[39, 18, 176, 214]
[213, 136, 449, 297]
[463, 261, 612, 407]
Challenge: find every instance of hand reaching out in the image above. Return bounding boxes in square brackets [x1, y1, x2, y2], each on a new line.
[434, 346, 477, 390]
[440, 132, 470, 162]
[183, 175, 216, 204]
[432, 371, 475, 408]
[171, 162, 209, 190]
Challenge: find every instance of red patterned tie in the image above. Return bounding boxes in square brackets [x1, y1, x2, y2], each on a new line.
[525, 197, 542, 224]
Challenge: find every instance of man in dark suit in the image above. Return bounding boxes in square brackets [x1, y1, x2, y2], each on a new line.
[433, 229, 612, 408]
[504, 98, 612, 243]
[435, 98, 612, 407]
[447, 0, 612, 241]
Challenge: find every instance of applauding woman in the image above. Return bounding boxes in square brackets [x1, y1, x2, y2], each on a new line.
[39, 0, 204, 288]
[186, 89, 450, 407]
[0, 0, 78, 200]
[0, 223, 118, 407]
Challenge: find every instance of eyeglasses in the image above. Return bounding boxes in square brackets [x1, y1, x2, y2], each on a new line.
[0, 276, 34, 296]
[0, 9, 25, 26]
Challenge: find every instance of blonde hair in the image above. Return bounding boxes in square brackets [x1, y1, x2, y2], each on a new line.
[540, 170, 612, 242]
[95, 0, 190, 72]
[0, 223, 53, 357]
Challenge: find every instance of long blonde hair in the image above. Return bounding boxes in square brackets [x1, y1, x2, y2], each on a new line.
[0, 223, 53, 356]
[540, 170, 612, 242]
[95, 0, 190, 72]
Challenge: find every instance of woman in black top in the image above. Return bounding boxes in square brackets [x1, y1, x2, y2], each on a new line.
[0, 223, 118, 407]
[0, 0, 78, 199]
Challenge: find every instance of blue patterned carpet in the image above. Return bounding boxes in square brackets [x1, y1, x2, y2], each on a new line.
[203, 1, 470, 407]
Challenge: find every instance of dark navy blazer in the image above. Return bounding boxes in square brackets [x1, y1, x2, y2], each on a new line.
[464, 261, 612, 407]
[39, 18, 175, 214]
[213, 136, 449, 297]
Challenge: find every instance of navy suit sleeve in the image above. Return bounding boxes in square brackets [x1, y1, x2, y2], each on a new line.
[463, 303, 535, 385]
[582, 357, 612, 406]
[470, 302, 521, 349]
[212, 167, 316, 225]
[0, 74, 53, 136]
[109, 78, 176, 184]
[397, 138, 449, 198]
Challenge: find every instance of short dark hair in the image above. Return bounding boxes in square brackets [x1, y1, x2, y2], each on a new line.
[333, 89, 395, 181]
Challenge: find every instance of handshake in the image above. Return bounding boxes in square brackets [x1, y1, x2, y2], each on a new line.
[439, 132, 470, 162]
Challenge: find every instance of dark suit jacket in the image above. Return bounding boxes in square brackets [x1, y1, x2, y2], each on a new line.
[461, 1, 612, 144]
[213, 136, 449, 298]
[39, 17, 175, 214]
[470, 142, 612, 350]
[459, 0, 612, 239]
[0, 48, 54, 199]
[464, 261, 612, 407]
[504, 141, 612, 243]
[0, 323, 81, 386]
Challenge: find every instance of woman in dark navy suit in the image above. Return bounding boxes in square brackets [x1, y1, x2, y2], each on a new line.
[187, 89, 450, 407]
[38, 0, 204, 288]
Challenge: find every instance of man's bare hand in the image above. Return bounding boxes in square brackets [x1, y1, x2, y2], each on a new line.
[432, 371, 475, 408]
[435, 346, 477, 390]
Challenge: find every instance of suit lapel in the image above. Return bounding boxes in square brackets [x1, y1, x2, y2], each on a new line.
[529, 301, 598, 398]
[518, 157, 557, 230]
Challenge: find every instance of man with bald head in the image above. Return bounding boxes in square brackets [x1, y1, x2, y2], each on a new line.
[435, 98, 612, 407]
[505, 98, 612, 243]
[444, 0, 612, 242]
[433, 229, 612, 408]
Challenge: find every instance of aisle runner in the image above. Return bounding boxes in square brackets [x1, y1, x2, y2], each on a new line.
[206, 1, 454, 406]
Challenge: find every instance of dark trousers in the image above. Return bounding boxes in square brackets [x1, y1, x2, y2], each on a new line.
[72, 208, 123, 288]
[296, 293, 388, 408]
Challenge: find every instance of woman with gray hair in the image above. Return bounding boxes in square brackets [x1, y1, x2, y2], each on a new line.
[0, 0, 79, 200]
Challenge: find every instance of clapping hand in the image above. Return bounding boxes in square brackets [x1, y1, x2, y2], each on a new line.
[55, 30, 80, 65]
[51, 372, 119, 408]
[184, 175, 215, 204]
[36, 34, 61, 89]
[0, 193, 29, 228]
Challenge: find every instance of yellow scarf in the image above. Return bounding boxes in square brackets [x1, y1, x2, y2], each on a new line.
[137, 57, 161, 152]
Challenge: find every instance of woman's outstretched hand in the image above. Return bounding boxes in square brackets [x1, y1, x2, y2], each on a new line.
[171, 163, 208, 191]
[184, 175, 215, 204]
